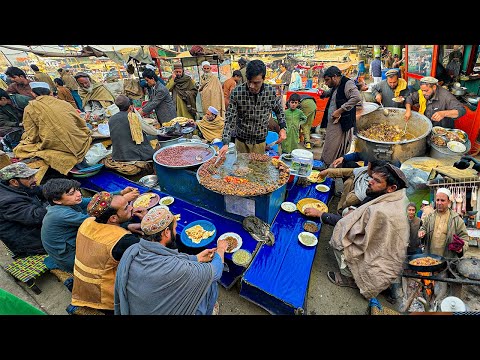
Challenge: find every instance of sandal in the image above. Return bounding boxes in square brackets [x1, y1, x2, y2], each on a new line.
[327, 271, 358, 289]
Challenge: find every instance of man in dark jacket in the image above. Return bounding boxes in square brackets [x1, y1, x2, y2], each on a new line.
[109, 95, 155, 162]
[0, 89, 31, 136]
[0, 162, 47, 257]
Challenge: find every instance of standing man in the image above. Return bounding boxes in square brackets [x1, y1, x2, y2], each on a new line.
[30, 64, 56, 93]
[369, 54, 382, 84]
[0, 162, 47, 257]
[199, 61, 225, 118]
[298, 94, 317, 149]
[5, 67, 36, 98]
[418, 188, 469, 258]
[115, 207, 228, 315]
[371, 69, 410, 108]
[404, 76, 465, 129]
[138, 68, 176, 125]
[327, 163, 410, 300]
[218, 59, 287, 157]
[237, 57, 248, 84]
[165, 62, 198, 120]
[223, 70, 242, 109]
[406, 202, 423, 255]
[319, 66, 361, 167]
[74, 72, 115, 121]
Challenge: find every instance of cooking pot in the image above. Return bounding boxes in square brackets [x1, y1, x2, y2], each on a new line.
[457, 257, 480, 280]
[407, 253, 447, 273]
[466, 96, 479, 105]
[451, 86, 467, 96]
[356, 107, 432, 162]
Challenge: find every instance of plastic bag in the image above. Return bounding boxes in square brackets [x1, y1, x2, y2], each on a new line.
[85, 143, 112, 166]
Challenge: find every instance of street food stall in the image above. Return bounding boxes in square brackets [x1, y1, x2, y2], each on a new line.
[405, 45, 480, 154]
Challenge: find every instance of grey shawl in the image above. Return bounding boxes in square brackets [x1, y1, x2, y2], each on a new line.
[114, 238, 215, 315]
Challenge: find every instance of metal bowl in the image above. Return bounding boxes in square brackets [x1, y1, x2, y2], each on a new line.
[138, 175, 158, 188]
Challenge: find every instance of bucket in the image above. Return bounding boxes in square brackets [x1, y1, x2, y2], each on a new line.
[291, 149, 314, 177]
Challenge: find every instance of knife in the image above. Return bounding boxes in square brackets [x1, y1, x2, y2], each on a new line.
[265, 140, 278, 150]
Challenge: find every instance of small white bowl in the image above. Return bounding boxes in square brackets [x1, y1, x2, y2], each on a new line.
[160, 196, 174, 206]
[281, 201, 296, 212]
[315, 184, 330, 192]
[298, 232, 318, 247]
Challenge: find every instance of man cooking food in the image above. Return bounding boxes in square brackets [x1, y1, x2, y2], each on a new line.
[404, 76, 465, 128]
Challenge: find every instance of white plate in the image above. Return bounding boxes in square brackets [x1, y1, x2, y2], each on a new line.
[447, 141, 466, 153]
[153, 204, 169, 211]
[160, 196, 174, 206]
[217, 232, 242, 253]
[281, 201, 296, 212]
[392, 97, 404, 103]
[315, 184, 330, 192]
[298, 232, 318, 247]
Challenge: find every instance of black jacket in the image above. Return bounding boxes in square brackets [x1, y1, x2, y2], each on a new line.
[321, 76, 356, 132]
[0, 183, 47, 257]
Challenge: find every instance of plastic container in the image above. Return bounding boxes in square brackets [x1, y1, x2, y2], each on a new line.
[290, 149, 314, 177]
[225, 142, 237, 167]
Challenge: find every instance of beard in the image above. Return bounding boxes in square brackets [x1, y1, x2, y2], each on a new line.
[165, 232, 178, 249]
[82, 84, 94, 93]
[16, 182, 36, 195]
[365, 187, 388, 199]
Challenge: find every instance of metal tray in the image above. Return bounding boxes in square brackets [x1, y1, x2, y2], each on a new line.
[153, 141, 217, 169]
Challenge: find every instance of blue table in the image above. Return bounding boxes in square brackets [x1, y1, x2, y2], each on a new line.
[239, 176, 334, 315]
[79, 170, 260, 289]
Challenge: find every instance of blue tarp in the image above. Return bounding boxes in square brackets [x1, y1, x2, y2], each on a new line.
[78, 170, 260, 289]
[240, 174, 333, 314]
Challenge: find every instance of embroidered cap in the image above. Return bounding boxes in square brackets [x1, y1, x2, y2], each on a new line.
[385, 69, 399, 77]
[87, 191, 114, 217]
[141, 206, 174, 235]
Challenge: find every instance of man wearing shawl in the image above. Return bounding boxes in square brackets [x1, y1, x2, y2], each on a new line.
[370, 69, 410, 108]
[327, 163, 410, 300]
[58, 68, 83, 110]
[74, 72, 115, 120]
[13, 82, 92, 175]
[198, 61, 225, 118]
[114, 207, 228, 315]
[72, 192, 145, 313]
[189, 105, 224, 143]
[30, 64, 56, 93]
[166, 63, 198, 120]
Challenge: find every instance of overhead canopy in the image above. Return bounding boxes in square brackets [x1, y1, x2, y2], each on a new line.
[127, 46, 153, 64]
[171, 54, 221, 68]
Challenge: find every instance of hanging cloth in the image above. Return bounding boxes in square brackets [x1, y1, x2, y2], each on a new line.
[127, 111, 144, 144]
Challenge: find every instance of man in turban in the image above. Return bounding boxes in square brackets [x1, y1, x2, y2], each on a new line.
[71, 191, 146, 313]
[13, 82, 92, 175]
[188, 105, 224, 143]
[165, 62, 198, 119]
[198, 61, 225, 118]
[74, 72, 115, 121]
[114, 206, 228, 315]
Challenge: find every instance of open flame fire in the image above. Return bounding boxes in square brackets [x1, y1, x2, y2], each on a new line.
[417, 272, 434, 297]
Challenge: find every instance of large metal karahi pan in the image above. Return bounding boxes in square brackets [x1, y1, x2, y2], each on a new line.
[407, 253, 447, 273]
[153, 141, 216, 169]
[457, 257, 480, 280]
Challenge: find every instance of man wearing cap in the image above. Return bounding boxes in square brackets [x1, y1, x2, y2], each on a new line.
[138, 68, 175, 125]
[404, 76, 466, 129]
[0, 162, 47, 257]
[417, 199, 433, 219]
[370, 69, 410, 108]
[30, 64, 56, 94]
[166, 62, 198, 120]
[218, 59, 287, 157]
[0, 88, 32, 136]
[327, 163, 410, 300]
[114, 207, 229, 315]
[188, 105, 225, 143]
[13, 82, 92, 175]
[418, 187, 469, 258]
[71, 191, 146, 313]
[74, 72, 115, 121]
[198, 61, 225, 118]
[369, 54, 382, 84]
[5, 66, 36, 99]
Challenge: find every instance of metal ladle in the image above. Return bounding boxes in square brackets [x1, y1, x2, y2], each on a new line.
[379, 103, 389, 116]
[401, 120, 408, 139]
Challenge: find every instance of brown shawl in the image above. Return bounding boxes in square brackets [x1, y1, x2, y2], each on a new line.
[14, 96, 92, 174]
[199, 73, 225, 118]
[196, 115, 224, 142]
[329, 188, 410, 299]
[78, 82, 115, 109]
[169, 75, 198, 117]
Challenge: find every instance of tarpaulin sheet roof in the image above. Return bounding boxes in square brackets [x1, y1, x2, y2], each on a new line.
[78, 169, 257, 289]
[240, 162, 333, 314]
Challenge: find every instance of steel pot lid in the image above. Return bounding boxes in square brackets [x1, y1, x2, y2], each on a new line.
[457, 257, 480, 280]
[440, 296, 466, 312]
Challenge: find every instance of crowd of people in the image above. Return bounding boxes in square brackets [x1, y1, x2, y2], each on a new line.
[0, 51, 475, 314]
